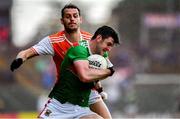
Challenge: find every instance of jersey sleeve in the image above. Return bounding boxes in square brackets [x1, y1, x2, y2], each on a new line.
[32, 36, 54, 56]
[67, 46, 89, 62]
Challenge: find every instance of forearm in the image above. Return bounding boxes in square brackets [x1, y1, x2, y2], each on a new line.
[77, 67, 112, 83]
[10, 48, 38, 71]
[17, 48, 38, 62]
[85, 68, 111, 82]
[74, 60, 114, 83]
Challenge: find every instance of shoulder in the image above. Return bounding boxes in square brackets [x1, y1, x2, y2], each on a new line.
[67, 44, 89, 57]
[80, 30, 92, 40]
[69, 45, 88, 54]
[49, 31, 65, 43]
[73, 40, 88, 48]
[78, 40, 89, 48]
[67, 45, 89, 61]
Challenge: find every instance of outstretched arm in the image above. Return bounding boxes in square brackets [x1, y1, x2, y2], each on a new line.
[10, 36, 54, 72]
[10, 48, 38, 71]
[17, 48, 38, 61]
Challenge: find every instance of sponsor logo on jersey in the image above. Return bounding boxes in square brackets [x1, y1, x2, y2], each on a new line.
[89, 60, 102, 68]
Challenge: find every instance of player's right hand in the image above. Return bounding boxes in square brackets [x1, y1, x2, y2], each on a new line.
[10, 58, 23, 72]
[108, 67, 115, 76]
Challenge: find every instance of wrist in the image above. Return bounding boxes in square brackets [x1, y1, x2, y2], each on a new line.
[16, 58, 23, 63]
[16, 57, 25, 62]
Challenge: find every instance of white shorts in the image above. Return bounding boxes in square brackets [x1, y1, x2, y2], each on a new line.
[38, 98, 96, 119]
[88, 89, 102, 105]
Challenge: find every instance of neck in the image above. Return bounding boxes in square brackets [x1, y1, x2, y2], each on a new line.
[89, 40, 96, 54]
[64, 29, 81, 43]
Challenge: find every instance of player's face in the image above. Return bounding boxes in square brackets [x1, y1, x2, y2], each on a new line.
[61, 8, 82, 32]
[96, 36, 114, 55]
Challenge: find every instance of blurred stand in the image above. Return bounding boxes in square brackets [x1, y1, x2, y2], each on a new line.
[36, 59, 55, 112]
[35, 58, 55, 90]
[103, 47, 138, 118]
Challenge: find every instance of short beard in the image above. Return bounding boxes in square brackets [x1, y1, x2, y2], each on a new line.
[65, 27, 78, 34]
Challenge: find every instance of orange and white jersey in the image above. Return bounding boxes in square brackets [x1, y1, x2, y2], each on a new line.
[32, 30, 92, 81]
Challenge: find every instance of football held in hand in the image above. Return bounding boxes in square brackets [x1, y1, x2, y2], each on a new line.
[88, 54, 108, 69]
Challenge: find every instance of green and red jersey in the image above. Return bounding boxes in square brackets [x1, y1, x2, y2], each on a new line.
[49, 40, 94, 107]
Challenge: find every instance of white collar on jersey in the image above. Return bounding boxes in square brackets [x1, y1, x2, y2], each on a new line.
[87, 40, 92, 55]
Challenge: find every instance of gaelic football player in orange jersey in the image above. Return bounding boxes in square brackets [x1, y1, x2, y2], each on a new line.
[10, 4, 112, 119]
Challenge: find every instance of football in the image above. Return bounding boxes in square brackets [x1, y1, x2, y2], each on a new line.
[88, 54, 108, 69]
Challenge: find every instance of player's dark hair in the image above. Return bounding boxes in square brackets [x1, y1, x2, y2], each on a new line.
[61, 4, 81, 18]
[92, 26, 120, 45]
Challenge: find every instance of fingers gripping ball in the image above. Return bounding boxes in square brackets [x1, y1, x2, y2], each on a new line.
[88, 54, 108, 69]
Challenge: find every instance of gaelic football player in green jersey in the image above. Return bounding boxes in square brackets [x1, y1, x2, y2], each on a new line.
[38, 25, 120, 119]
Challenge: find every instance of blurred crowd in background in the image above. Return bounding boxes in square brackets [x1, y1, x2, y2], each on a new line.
[0, 0, 180, 118]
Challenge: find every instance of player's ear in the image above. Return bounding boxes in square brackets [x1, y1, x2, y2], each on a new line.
[60, 18, 64, 25]
[96, 35, 102, 42]
[80, 16, 82, 24]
